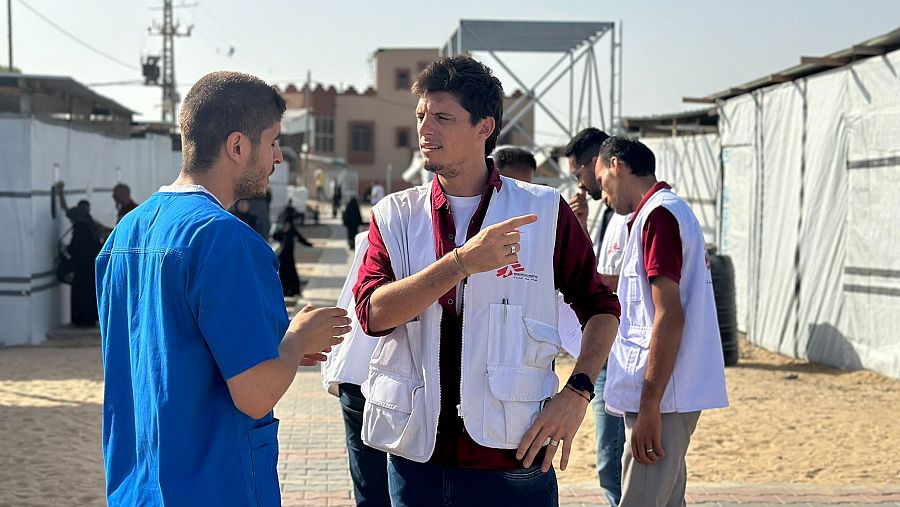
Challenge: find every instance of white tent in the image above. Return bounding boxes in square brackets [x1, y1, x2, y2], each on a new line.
[643, 41, 900, 379]
[0, 117, 180, 346]
[642, 133, 720, 245]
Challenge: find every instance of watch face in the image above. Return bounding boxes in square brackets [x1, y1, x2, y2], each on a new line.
[568, 373, 594, 392]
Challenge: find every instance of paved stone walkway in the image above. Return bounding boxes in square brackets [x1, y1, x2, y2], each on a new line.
[275, 216, 900, 507]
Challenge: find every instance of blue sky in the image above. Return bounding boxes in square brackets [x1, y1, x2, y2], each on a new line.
[7, 0, 900, 144]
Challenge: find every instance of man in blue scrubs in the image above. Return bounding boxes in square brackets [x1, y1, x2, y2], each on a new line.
[96, 71, 352, 506]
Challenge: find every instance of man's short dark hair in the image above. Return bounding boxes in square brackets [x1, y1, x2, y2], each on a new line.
[412, 56, 504, 157]
[180, 71, 287, 173]
[598, 136, 656, 177]
[564, 127, 610, 165]
[492, 147, 536, 173]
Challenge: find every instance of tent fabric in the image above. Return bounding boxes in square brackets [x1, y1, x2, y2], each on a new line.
[843, 102, 900, 377]
[753, 82, 804, 357]
[0, 117, 180, 346]
[642, 133, 720, 244]
[642, 48, 900, 379]
[797, 70, 851, 370]
[719, 94, 759, 335]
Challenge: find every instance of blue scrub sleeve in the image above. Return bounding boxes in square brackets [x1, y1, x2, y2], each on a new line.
[191, 221, 286, 379]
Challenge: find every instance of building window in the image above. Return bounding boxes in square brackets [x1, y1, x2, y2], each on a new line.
[348, 122, 375, 164]
[352, 124, 373, 151]
[395, 69, 411, 90]
[396, 127, 411, 148]
[314, 116, 335, 153]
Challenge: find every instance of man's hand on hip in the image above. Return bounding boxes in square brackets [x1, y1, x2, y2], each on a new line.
[515, 386, 589, 473]
[457, 214, 537, 274]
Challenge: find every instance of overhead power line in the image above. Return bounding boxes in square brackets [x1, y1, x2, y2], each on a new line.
[86, 79, 145, 87]
[15, 0, 139, 71]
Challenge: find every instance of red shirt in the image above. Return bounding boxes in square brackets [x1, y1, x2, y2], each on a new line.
[353, 161, 620, 469]
[627, 182, 683, 284]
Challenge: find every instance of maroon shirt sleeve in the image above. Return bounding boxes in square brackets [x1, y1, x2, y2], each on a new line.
[553, 197, 621, 326]
[642, 207, 683, 284]
[353, 215, 396, 337]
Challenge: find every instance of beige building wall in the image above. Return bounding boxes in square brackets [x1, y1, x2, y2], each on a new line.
[373, 48, 441, 104]
[290, 48, 536, 197]
[334, 92, 418, 196]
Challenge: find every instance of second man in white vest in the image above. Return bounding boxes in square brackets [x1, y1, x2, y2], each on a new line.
[595, 137, 728, 507]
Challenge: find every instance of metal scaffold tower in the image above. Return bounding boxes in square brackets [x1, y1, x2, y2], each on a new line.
[442, 20, 622, 176]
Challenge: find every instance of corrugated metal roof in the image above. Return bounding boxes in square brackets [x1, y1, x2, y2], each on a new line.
[0, 72, 135, 115]
[695, 26, 900, 102]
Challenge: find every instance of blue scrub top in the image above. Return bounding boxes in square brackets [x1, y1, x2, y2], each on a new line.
[97, 191, 289, 506]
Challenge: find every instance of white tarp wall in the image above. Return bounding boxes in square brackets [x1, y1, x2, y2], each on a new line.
[715, 48, 900, 379]
[0, 117, 180, 346]
[642, 133, 721, 245]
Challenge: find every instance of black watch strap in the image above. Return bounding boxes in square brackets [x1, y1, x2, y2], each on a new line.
[566, 372, 596, 401]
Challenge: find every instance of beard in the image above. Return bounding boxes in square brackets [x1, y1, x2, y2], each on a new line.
[234, 150, 269, 200]
[423, 159, 461, 179]
[234, 171, 269, 200]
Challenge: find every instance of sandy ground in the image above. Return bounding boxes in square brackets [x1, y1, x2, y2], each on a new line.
[2, 340, 898, 505]
[0, 345, 105, 507]
[554, 339, 900, 486]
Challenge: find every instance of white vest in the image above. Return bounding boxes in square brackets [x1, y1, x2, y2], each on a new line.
[604, 188, 728, 415]
[361, 177, 561, 462]
[321, 232, 375, 394]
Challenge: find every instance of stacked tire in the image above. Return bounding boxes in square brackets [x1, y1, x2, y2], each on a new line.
[708, 249, 739, 366]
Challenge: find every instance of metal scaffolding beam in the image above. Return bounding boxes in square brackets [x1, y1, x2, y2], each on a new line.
[441, 19, 622, 176]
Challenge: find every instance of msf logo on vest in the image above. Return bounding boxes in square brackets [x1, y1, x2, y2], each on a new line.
[496, 262, 538, 282]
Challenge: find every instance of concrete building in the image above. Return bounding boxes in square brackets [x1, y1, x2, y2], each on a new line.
[278, 48, 533, 198]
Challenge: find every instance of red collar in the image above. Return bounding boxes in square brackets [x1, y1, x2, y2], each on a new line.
[431, 159, 503, 211]
[627, 181, 672, 227]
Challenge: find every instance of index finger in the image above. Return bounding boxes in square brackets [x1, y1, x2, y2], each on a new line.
[495, 214, 538, 232]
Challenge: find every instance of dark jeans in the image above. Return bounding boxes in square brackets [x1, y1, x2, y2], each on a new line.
[338, 383, 390, 507]
[387, 454, 559, 507]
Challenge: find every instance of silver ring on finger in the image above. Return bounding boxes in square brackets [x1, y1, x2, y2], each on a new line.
[548, 438, 560, 447]
[645, 448, 654, 453]
[509, 243, 517, 255]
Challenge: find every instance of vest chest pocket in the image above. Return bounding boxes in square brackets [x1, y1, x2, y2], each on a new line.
[522, 317, 562, 368]
[487, 302, 525, 366]
[487, 304, 561, 369]
[621, 261, 643, 303]
[620, 262, 652, 347]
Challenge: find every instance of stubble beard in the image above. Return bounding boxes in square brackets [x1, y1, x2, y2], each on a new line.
[423, 159, 462, 179]
[234, 149, 268, 201]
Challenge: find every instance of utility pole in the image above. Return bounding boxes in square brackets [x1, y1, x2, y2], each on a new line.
[301, 70, 311, 185]
[149, 1, 194, 123]
[7, 0, 12, 70]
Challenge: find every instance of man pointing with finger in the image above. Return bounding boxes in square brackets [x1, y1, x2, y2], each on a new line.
[353, 56, 620, 507]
